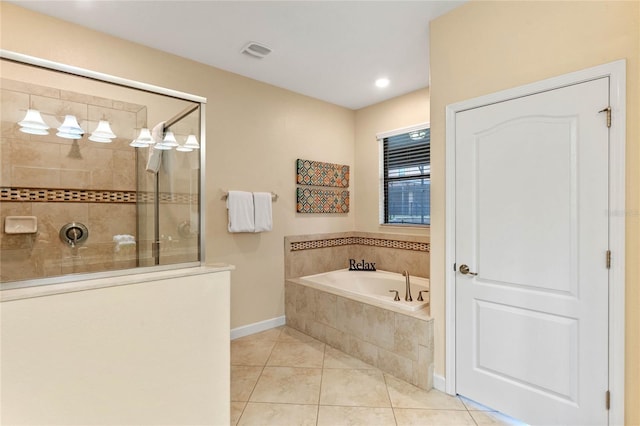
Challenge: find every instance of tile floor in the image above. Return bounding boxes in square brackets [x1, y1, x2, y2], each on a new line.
[231, 326, 521, 426]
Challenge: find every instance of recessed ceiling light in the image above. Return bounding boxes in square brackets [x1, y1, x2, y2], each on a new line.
[375, 78, 390, 88]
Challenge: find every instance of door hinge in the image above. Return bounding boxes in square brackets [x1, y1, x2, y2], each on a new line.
[606, 390, 610, 410]
[453, 263, 457, 272]
[599, 106, 612, 128]
[606, 250, 611, 269]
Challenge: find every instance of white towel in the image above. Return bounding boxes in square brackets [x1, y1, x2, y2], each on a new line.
[227, 191, 255, 233]
[146, 121, 165, 173]
[253, 192, 273, 232]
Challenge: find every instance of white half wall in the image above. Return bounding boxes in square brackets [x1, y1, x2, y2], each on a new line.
[0, 270, 231, 426]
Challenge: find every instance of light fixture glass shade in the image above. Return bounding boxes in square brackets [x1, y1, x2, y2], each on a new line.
[130, 128, 154, 148]
[89, 120, 116, 142]
[20, 127, 49, 136]
[176, 145, 193, 152]
[56, 131, 83, 140]
[88, 135, 113, 143]
[161, 131, 179, 147]
[57, 115, 84, 135]
[183, 134, 200, 149]
[138, 128, 154, 144]
[409, 130, 426, 140]
[18, 109, 49, 132]
[153, 142, 173, 150]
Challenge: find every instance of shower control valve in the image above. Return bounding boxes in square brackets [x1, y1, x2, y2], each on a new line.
[60, 222, 89, 248]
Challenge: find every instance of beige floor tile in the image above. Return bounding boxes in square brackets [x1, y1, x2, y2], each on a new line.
[279, 326, 322, 343]
[323, 345, 376, 369]
[231, 339, 276, 366]
[320, 368, 391, 407]
[470, 410, 526, 425]
[230, 401, 246, 425]
[317, 406, 396, 426]
[238, 402, 318, 426]
[459, 395, 495, 411]
[394, 408, 476, 426]
[267, 340, 326, 368]
[231, 366, 263, 402]
[250, 366, 322, 404]
[385, 374, 466, 410]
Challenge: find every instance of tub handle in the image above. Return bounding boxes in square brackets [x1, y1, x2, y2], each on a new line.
[417, 290, 429, 302]
[389, 290, 401, 301]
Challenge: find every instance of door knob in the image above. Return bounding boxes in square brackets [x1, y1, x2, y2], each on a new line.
[459, 264, 477, 276]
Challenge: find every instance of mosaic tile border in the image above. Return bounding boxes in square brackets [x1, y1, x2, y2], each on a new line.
[1, 187, 136, 203]
[137, 192, 199, 204]
[296, 159, 350, 188]
[290, 237, 430, 253]
[296, 188, 349, 214]
[1, 187, 198, 204]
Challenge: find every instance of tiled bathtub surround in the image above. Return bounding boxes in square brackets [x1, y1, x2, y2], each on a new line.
[285, 279, 434, 390]
[285, 231, 430, 279]
[284, 231, 432, 389]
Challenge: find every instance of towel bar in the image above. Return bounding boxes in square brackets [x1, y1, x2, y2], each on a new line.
[221, 190, 278, 201]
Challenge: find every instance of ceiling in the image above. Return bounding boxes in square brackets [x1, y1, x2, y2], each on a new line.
[8, 1, 465, 110]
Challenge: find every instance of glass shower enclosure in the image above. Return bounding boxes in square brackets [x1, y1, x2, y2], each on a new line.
[0, 51, 206, 288]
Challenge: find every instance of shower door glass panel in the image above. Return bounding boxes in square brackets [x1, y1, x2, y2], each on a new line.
[136, 106, 201, 266]
[0, 55, 203, 287]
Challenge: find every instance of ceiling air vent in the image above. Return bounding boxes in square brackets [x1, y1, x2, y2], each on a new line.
[241, 42, 272, 59]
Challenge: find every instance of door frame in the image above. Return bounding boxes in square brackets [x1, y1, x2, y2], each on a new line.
[444, 60, 626, 424]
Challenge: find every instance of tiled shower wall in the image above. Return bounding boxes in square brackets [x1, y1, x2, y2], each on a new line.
[0, 78, 144, 282]
[284, 231, 430, 279]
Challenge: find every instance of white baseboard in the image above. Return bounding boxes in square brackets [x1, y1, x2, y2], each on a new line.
[230, 315, 286, 340]
[433, 373, 446, 392]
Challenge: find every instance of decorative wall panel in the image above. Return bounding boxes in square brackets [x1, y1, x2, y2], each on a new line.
[296, 188, 349, 214]
[296, 159, 350, 188]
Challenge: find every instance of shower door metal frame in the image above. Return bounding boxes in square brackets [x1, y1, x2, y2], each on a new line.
[0, 49, 207, 290]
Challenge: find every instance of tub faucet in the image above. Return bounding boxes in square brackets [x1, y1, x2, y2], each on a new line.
[402, 270, 413, 302]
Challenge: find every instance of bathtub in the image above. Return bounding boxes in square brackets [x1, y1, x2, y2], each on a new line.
[285, 269, 433, 389]
[299, 269, 429, 312]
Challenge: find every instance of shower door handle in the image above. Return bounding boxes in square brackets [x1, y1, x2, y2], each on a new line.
[458, 264, 477, 276]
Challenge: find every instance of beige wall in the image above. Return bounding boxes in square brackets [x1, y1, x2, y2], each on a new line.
[0, 3, 356, 329]
[354, 88, 430, 236]
[429, 1, 639, 424]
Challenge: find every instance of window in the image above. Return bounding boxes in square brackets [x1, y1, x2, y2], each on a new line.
[379, 125, 430, 226]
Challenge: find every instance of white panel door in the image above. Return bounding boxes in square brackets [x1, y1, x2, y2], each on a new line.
[455, 78, 610, 425]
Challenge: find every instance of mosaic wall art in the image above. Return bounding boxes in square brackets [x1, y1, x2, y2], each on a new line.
[296, 159, 350, 188]
[296, 188, 349, 214]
